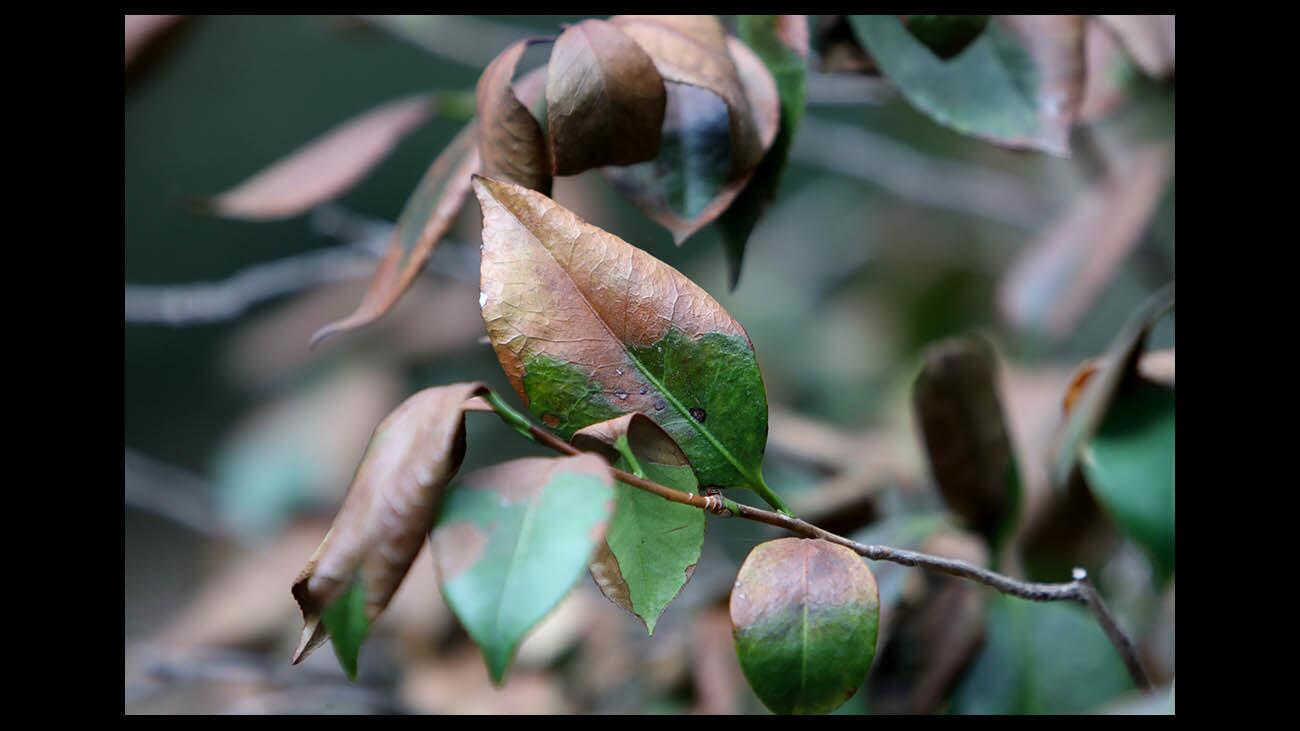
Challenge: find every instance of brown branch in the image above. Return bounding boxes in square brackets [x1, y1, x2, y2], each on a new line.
[524, 421, 1152, 691]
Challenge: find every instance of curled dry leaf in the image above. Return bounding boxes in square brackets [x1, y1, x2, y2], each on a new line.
[573, 413, 705, 634]
[477, 40, 551, 194]
[290, 381, 488, 673]
[912, 334, 1019, 547]
[473, 175, 785, 511]
[431, 454, 615, 684]
[205, 95, 435, 221]
[731, 538, 880, 714]
[546, 19, 667, 175]
[1100, 15, 1175, 79]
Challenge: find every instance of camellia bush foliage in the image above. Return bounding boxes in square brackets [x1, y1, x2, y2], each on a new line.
[201, 14, 1174, 714]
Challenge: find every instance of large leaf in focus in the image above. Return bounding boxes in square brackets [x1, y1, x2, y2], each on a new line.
[430, 454, 615, 684]
[574, 414, 705, 634]
[477, 40, 551, 194]
[1081, 379, 1174, 578]
[205, 95, 439, 221]
[546, 19, 666, 175]
[731, 538, 880, 714]
[290, 382, 488, 678]
[473, 175, 785, 512]
[849, 15, 1084, 155]
[604, 18, 781, 245]
[912, 334, 1020, 548]
[950, 595, 1134, 713]
[718, 15, 809, 289]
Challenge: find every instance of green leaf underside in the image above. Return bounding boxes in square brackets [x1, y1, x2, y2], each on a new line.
[607, 460, 705, 634]
[1081, 381, 1175, 579]
[436, 469, 614, 684]
[849, 16, 1042, 146]
[322, 578, 369, 681]
[720, 16, 808, 289]
[522, 328, 768, 492]
[950, 596, 1134, 714]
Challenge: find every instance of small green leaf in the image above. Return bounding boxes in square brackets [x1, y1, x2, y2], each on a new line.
[950, 595, 1134, 713]
[430, 454, 615, 685]
[731, 538, 880, 714]
[1081, 380, 1174, 579]
[321, 578, 369, 681]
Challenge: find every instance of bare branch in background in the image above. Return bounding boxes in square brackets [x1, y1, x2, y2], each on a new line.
[791, 116, 1057, 230]
[124, 448, 235, 543]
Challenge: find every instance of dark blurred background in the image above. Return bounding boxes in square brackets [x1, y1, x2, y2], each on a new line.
[126, 15, 1174, 714]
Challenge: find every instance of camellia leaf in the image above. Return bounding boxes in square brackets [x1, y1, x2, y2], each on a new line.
[849, 15, 1084, 155]
[1081, 379, 1175, 579]
[912, 334, 1020, 549]
[430, 454, 615, 685]
[603, 17, 781, 245]
[473, 174, 788, 513]
[290, 381, 489, 678]
[730, 538, 880, 714]
[573, 413, 705, 634]
[718, 15, 809, 290]
[204, 94, 439, 221]
[477, 39, 551, 194]
[546, 19, 667, 175]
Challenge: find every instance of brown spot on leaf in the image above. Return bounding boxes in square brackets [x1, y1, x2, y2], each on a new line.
[431, 522, 490, 584]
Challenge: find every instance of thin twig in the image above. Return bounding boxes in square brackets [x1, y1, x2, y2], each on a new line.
[521, 419, 1152, 690]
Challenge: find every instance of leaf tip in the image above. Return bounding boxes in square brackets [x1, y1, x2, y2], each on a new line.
[291, 617, 328, 666]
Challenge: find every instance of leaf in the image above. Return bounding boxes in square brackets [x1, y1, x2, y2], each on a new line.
[718, 15, 809, 289]
[849, 15, 1084, 155]
[1081, 379, 1175, 578]
[290, 381, 488, 676]
[730, 538, 880, 714]
[308, 121, 480, 347]
[204, 95, 437, 221]
[950, 595, 1134, 713]
[912, 334, 1020, 548]
[473, 175, 787, 512]
[430, 454, 615, 684]
[573, 414, 705, 634]
[1099, 15, 1174, 79]
[1052, 284, 1173, 490]
[477, 39, 551, 194]
[603, 18, 781, 244]
[546, 19, 667, 175]
[999, 143, 1172, 340]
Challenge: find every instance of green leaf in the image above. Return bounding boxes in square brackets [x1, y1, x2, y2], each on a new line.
[321, 578, 369, 681]
[950, 595, 1134, 713]
[430, 454, 615, 685]
[719, 15, 808, 289]
[1081, 380, 1175, 579]
[731, 538, 880, 714]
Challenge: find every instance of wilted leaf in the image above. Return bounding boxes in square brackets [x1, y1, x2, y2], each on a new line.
[912, 334, 1019, 547]
[718, 15, 809, 289]
[731, 538, 880, 714]
[1081, 379, 1174, 578]
[431, 453, 615, 684]
[309, 122, 481, 346]
[999, 143, 1173, 340]
[125, 14, 184, 66]
[474, 175, 786, 512]
[204, 95, 437, 221]
[950, 595, 1134, 713]
[573, 413, 705, 634]
[290, 381, 488, 678]
[1099, 15, 1174, 79]
[546, 19, 666, 175]
[1078, 18, 1138, 122]
[604, 18, 781, 244]
[477, 40, 551, 194]
[849, 15, 1084, 155]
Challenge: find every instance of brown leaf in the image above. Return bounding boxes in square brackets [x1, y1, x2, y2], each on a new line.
[290, 381, 488, 665]
[477, 40, 551, 194]
[1100, 15, 1174, 79]
[1078, 18, 1133, 123]
[774, 15, 811, 59]
[125, 14, 184, 66]
[999, 142, 1173, 339]
[205, 95, 435, 221]
[999, 15, 1086, 156]
[308, 123, 480, 347]
[546, 19, 667, 175]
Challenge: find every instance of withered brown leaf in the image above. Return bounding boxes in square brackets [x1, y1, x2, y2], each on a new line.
[477, 40, 551, 194]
